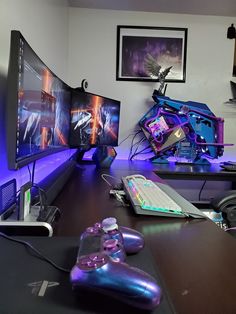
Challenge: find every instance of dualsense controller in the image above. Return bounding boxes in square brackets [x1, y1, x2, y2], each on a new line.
[70, 219, 162, 310]
[81, 217, 145, 255]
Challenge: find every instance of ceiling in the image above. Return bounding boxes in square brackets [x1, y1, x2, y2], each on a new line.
[68, 0, 236, 17]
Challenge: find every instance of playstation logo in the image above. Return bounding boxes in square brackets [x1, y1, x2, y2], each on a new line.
[28, 280, 59, 297]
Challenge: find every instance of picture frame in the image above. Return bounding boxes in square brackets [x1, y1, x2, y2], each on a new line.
[116, 25, 188, 82]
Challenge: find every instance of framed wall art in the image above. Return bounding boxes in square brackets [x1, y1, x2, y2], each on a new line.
[116, 25, 188, 82]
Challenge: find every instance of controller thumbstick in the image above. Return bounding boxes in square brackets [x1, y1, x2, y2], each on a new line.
[103, 238, 126, 262]
[102, 217, 118, 232]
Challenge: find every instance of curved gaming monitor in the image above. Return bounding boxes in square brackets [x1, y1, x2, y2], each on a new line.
[6, 30, 71, 169]
[69, 90, 120, 149]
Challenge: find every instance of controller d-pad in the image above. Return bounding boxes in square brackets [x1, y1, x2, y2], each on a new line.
[89, 253, 106, 262]
[78, 253, 108, 270]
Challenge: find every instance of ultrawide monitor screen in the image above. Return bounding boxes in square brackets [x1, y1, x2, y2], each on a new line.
[69, 91, 120, 148]
[7, 31, 71, 169]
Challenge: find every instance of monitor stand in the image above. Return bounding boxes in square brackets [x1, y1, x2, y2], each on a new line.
[75, 147, 95, 165]
[75, 146, 117, 168]
[92, 146, 117, 168]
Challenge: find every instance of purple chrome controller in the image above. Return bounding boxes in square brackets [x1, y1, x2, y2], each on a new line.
[71, 233, 162, 310]
[81, 217, 144, 255]
[77, 229, 126, 262]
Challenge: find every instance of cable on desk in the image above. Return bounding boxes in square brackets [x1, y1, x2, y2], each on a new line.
[27, 161, 36, 186]
[27, 164, 32, 183]
[225, 227, 236, 232]
[101, 174, 123, 189]
[0, 232, 71, 274]
[198, 180, 207, 201]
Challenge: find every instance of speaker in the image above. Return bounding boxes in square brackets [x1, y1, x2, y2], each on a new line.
[92, 146, 117, 168]
[0, 179, 17, 220]
[32, 159, 76, 205]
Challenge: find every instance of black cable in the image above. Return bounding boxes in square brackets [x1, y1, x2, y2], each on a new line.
[31, 161, 36, 186]
[0, 232, 70, 273]
[198, 180, 207, 201]
[129, 131, 140, 159]
[130, 145, 152, 160]
[128, 129, 142, 160]
[32, 184, 47, 207]
[129, 136, 146, 159]
[118, 129, 141, 146]
[27, 165, 32, 182]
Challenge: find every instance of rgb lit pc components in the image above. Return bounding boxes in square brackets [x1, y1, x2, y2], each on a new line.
[139, 95, 231, 164]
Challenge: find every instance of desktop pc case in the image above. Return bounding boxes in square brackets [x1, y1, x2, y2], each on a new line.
[139, 95, 226, 164]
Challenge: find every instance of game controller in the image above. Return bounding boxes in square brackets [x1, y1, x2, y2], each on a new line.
[70, 225, 162, 310]
[81, 217, 145, 255]
[77, 230, 126, 262]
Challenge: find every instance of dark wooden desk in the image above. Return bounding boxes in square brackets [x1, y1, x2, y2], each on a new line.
[53, 160, 236, 314]
[153, 161, 236, 182]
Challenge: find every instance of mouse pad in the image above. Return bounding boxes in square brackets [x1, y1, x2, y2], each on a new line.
[0, 236, 175, 314]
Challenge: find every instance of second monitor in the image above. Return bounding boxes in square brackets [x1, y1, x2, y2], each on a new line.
[69, 90, 120, 149]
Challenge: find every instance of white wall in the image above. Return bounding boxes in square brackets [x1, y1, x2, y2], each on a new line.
[68, 8, 236, 161]
[0, 0, 70, 187]
[0, 0, 69, 80]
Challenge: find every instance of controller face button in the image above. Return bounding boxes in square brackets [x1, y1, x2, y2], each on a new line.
[86, 227, 98, 234]
[94, 222, 102, 229]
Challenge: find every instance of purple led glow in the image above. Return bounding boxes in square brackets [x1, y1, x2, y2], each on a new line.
[0, 149, 76, 189]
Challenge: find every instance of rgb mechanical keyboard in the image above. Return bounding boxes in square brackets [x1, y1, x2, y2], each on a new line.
[122, 175, 206, 218]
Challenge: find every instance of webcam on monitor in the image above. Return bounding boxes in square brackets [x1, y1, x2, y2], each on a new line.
[75, 79, 88, 92]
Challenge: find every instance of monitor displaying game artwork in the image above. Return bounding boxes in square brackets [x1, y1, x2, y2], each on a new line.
[7, 30, 71, 169]
[69, 90, 120, 148]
